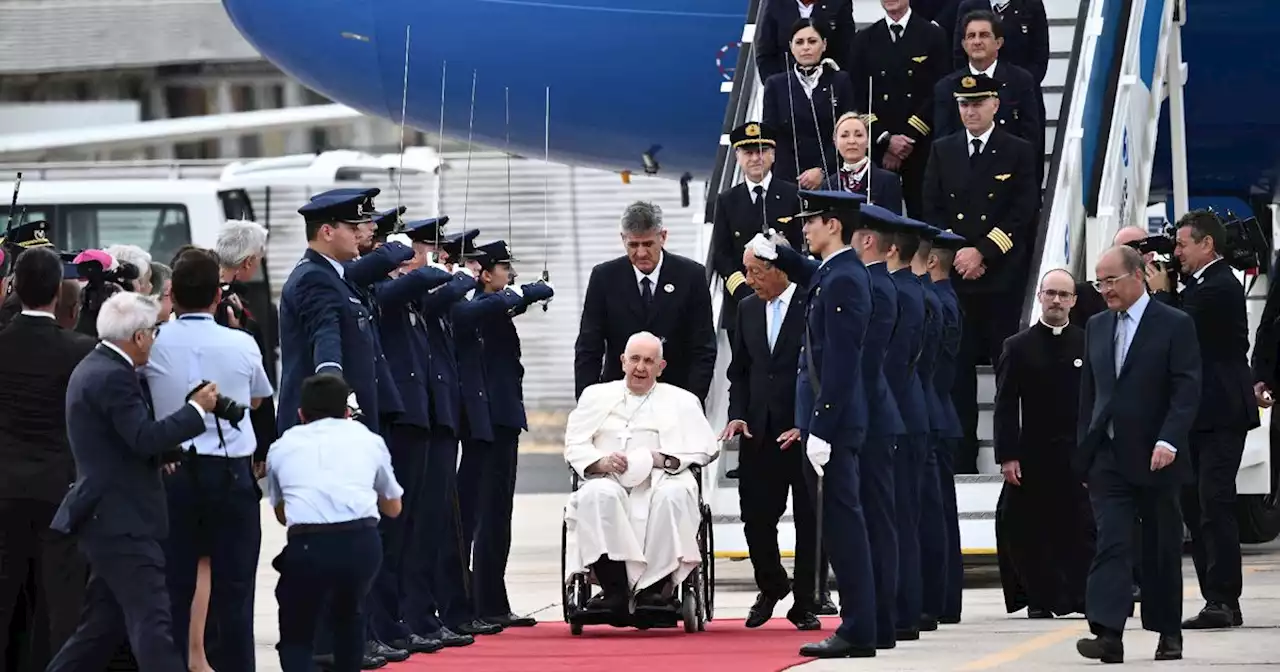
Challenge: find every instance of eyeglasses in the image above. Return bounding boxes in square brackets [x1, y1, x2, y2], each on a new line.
[1038, 289, 1075, 300]
[1090, 275, 1132, 291]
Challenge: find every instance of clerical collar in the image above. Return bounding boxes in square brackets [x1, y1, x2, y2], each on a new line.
[1039, 318, 1069, 335]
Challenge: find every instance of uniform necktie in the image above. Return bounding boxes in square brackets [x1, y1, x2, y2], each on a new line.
[752, 184, 763, 203]
[891, 24, 904, 42]
[768, 298, 783, 351]
[1114, 311, 1129, 372]
[970, 138, 983, 164]
[640, 277, 654, 305]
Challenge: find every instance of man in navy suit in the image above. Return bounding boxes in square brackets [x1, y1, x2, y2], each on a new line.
[47, 292, 219, 672]
[1075, 245, 1201, 663]
[748, 189, 876, 659]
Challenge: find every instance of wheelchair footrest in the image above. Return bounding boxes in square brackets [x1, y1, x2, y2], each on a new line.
[568, 605, 684, 629]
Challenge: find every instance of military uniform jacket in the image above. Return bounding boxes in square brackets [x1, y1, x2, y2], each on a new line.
[710, 176, 803, 328]
[850, 16, 950, 150]
[762, 68, 857, 185]
[755, 0, 858, 80]
[885, 268, 931, 434]
[452, 289, 530, 442]
[347, 245, 416, 422]
[373, 266, 456, 429]
[278, 249, 385, 435]
[773, 246, 871, 445]
[929, 279, 964, 439]
[420, 272, 480, 436]
[863, 262, 906, 437]
[933, 63, 1042, 144]
[481, 282, 555, 432]
[917, 275, 944, 435]
[922, 127, 1039, 295]
[993, 321, 1084, 468]
[953, 0, 1051, 83]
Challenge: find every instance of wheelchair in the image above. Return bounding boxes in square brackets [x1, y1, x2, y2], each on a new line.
[560, 462, 717, 635]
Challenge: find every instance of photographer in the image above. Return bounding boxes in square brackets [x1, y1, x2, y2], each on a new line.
[47, 293, 219, 672]
[1169, 210, 1257, 630]
[140, 249, 273, 671]
[72, 249, 140, 338]
[103, 244, 151, 294]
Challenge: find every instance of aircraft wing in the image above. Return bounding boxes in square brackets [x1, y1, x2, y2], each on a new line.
[0, 104, 363, 158]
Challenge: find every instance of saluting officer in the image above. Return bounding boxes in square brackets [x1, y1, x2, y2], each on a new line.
[365, 223, 457, 655]
[456, 240, 553, 628]
[922, 72, 1039, 475]
[921, 229, 968, 627]
[748, 190, 878, 659]
[882, 215, 934, 642]
[910, 227, 946, 634]
[396, 219, 503, 641]
[755, 0, 858, 81]
[709, 122, 803, 337]
[849, 204, 907, 649]
[849, 0, 950, 219]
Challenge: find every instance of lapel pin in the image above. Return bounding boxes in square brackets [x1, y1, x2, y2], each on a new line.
[664, 283, 675, 293]
[1074, 358, 1083, 368]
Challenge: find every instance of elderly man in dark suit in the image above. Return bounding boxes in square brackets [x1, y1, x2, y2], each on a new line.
[1075, 245, 1200, 664]
[46, 292, 219, 672]
[574, 201, 717, 402]
[723, 237, 819, 631]
[0, 248, 98, 670]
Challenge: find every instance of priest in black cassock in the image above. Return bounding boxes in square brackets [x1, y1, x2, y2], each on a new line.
[992, 268, 1095, 618]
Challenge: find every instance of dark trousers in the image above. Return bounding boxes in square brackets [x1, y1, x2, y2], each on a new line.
[804, 442, 875, 647]
[0, 499, 86, 670]
[861, 434, 899, 645]
[1183, 428, 1247, 607]
[276, 526, 381, 672]
[368, 424, 430, 642]
[1085, 446, 1183, 636]
[918, 435, 947, 620]
[954, 291, 1022, 474]
[403, 428, 470, 633]
[457, 426, 521, 618]
[738, 422, 817, 612]
[893, 433, 928, 630]
[163, 456, 261, 671]
[47, 534, 184, 672]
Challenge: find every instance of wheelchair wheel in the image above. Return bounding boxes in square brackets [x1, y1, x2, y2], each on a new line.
[560, 519, 571, 623]
[701, 504, 715, 621]
[570, 622, 584, 636]
[682, 589, 699, 633]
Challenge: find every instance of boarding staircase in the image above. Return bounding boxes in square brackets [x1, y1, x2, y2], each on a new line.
[694, 0, 1272, 562]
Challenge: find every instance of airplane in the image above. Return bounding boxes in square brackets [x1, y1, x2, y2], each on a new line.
[213, 0, 1280, 205]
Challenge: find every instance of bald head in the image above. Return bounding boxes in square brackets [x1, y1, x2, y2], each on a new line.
[1095, 245, 1147, 311]
[1112, 226, 1148, 247]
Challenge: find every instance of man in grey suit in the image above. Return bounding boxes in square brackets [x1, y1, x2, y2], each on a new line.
[47, 292, 220, 672]
[1074, 245, 1201, 664]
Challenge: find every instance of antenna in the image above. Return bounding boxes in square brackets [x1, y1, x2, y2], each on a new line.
[541, 86, 551, 310]
[865, 75, 873, 204]
[433, 61, 447, 251]
[394, 25, 411, 219]
[460, 69, 478, 231]
[783, 52, 802, 195]
[505, 86, 513, 255]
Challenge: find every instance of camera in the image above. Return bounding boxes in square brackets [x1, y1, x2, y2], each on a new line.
[1127, 211, 1270, 278]
[73, 257, 141, 337]
[187, 379, 250, 429]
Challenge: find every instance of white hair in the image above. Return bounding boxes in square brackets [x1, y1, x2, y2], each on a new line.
[103, 244, 153, 283]
[625, 331, 664, 360]
[96, 292, 160, 341]
[216, 219, 269, 267]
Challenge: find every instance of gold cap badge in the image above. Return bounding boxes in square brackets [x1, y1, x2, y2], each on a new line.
[745, 123, 760, 137]
[961, 76, 977, 89]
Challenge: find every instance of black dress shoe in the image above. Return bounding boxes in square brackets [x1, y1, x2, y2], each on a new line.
[421, 626, 475, 647]
[1232, 605, 1244, 627]
[745, 593, 781, 628]
[454, 619, 503, 636]
[389, 634, 444, 654]
[362, 653, 388, 670]
[1076, 635, 1124, 664]
[815, 594, 838, 616]
[919, 616, 939, 632]
[1182, 602, 1234, 629]
[1028, 607, 1054, 619]
[367, 640, 409, 663]
[939, 615, 961, 625]
[485, 612, 538, 627]
[786, 609, 822, 631]
[799, 634, 876, 659]
[1155, 634, 1182, 661]
[585, 591, 627, 613]
[895, 627, 920, 641]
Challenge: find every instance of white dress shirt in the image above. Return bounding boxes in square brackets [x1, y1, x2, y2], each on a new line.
[1191, 255, 1223, 282]
[969, 59, 999, 78]
[968, 124, 996, 155]
[745, 173, 773, 203]
[633, 252, 665, 294]
[20, 310, 56, 320]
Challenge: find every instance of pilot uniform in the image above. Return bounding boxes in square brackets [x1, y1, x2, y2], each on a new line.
[709, 122, 803, 335]
[849, 8, 950, 218]
[922, 73, 1039, 475]
[767, 190, 877, 658]
[925, 230, 968, 626]
[933, 63, 1041, 149]
[952, 0, 1051, 86]
[266, 401, 404, 672]
[454, 241, 553, 626]
[850, 205, 907, 649]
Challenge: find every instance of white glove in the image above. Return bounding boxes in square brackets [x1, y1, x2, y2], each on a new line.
[387, 233, 413, 247]
[748, 233, 778, 261]
[806, 435, 832, 477]
[507, 283, 524, 298]
[426, 253, 450, 273]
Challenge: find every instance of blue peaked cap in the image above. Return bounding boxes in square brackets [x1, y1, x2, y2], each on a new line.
[372, 206, 406, 236]
[473, 240, 516, 268]
[897, 215, 934, 236]
[441, 228, 481, 259]
[403, 216, 450, 243]
[298, 187, 379, 223]
[932, 229, 968, 250]
[793, 189, 867, 218]
[855, 203, 903, 232]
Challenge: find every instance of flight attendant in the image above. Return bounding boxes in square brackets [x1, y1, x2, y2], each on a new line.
[822, 113, 905, 214]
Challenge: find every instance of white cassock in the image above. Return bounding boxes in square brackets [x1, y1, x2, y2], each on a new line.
[563, 380, 719, 594]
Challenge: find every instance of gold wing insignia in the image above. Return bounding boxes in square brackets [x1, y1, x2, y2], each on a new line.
[777, 216, 793, 224]
[995, 174, 1012, 181]
[912, 56, 928, 63]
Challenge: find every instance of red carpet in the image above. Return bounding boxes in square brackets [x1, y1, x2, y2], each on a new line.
[390, 618, 840, 672]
